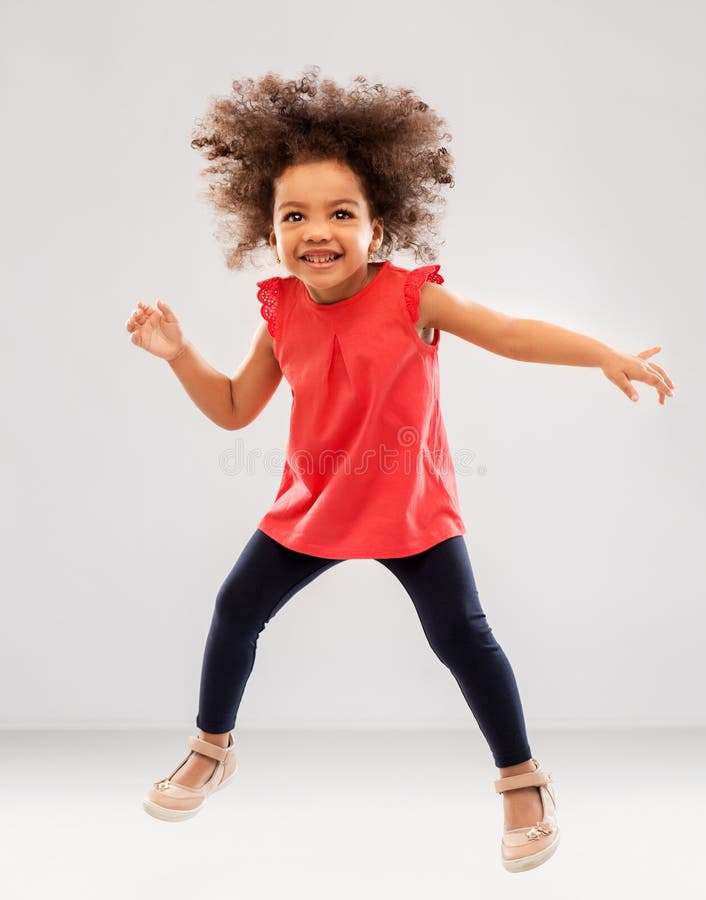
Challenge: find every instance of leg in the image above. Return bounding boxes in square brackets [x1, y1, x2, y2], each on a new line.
[376, 535, 532, 768]
[196, 528, 344, 734]
[160, 529, 343, 792]
[376, 536, 545, 830]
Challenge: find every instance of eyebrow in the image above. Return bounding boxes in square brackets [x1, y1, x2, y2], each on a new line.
[277, 198, 361, 212]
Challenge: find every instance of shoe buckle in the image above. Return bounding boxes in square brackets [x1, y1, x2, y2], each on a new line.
[156, 778, 171, 791]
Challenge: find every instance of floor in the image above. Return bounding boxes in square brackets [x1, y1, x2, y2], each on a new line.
[2, 727, 701, 898]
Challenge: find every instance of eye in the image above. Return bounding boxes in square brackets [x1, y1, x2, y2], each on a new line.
[282, 208, 355, 222]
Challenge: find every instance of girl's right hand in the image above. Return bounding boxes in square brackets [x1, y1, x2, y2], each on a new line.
[125, 299, 188, 362]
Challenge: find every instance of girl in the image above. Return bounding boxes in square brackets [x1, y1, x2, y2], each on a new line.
[127, 67, 674, 872]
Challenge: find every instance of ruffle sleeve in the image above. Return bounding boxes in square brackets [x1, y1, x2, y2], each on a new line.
[404, 264, 444, 323]
[256, 276, 280, 340]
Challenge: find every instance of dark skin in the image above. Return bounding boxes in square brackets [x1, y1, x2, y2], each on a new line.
[124, 159, 675, 822]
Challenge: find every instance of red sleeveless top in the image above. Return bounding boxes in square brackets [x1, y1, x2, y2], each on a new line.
[255, 259, 466, 559]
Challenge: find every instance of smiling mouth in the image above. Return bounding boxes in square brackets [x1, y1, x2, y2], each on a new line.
[300, 253, 343, 267]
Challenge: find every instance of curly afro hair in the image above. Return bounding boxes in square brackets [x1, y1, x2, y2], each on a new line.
[190, 65, 455, 270]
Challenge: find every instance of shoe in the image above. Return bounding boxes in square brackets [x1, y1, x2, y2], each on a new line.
[493, 757, 560, 873]
[143, 732, 237, 822]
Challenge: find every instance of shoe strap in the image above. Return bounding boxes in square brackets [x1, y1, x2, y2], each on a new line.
[188, 735, 232, 763]
[494, 759, 552, 794]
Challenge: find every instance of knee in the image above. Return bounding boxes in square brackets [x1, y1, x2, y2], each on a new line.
[213, 582, 266, 633]
[427, 614, 498, 664]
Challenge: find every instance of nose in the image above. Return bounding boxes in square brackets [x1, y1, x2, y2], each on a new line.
[302, 220, 333, 242]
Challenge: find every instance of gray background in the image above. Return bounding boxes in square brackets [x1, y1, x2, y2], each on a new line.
[2, 0, 703, 732]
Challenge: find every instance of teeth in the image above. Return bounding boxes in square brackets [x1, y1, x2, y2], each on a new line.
[305, 255, 337, 263]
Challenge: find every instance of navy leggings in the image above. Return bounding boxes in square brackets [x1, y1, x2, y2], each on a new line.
[195, 529, 532, 768]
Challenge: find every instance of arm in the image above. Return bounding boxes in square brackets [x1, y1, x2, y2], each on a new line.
[420, 280, 618, 363]
[418, 280, 518, 357]
[420, 281, 675, 403]
[494, 317, 674, 403]
[168, 320, 283, 430]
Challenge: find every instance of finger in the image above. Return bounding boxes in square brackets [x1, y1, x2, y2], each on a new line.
[126, 312, 143, 332]
[648, 362, 674, 390]
[618, 374, 639, 402]
[652, 373, 673, 395]
[638, 346, 661, 359]
[156, 299, 175, 321]
[641, 364, 673, 395]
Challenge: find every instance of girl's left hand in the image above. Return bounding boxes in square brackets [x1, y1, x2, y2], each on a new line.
[600, 346, 675, 405]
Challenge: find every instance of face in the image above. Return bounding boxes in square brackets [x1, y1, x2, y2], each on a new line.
[269, 158, 384, 303]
